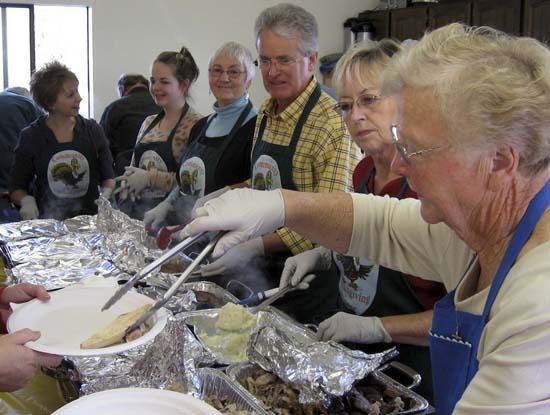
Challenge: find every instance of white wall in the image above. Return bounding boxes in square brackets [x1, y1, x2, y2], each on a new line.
[8, 0, 380, 117]
[92, 0, 378, 118]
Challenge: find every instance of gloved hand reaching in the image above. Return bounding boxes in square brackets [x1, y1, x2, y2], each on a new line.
[19, 195, 39, 220]
[175, 188, 285, 258]
[100, 187, 113, 200]
[197, 237, 265, 276]
[113, 167, 151, 200]
[143, 201, 174, 231]
[318, 313, 392, 344]
[191, 186, 230, 217]
[279, 246, 332, 289]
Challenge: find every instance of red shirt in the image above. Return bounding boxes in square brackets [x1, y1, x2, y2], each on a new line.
[353, 157, 447, 310]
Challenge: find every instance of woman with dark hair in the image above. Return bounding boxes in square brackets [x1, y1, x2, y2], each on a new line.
[115, 46, 202, 220]
[9, 61, 115, 220]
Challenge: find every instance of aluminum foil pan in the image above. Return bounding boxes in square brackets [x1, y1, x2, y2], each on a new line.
[247, 325, 398, 404]
[198, 368, 269, 415]
[182, 307, 317, 366]
[227, 363, 429, 414]
[0, 219, 67, 243]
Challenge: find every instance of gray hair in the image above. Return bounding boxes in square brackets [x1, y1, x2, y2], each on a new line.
[254, 3, 319, 55]
[382, 23, 550, 176]
[332, 39, 402, 97]
[208, 41, 256, 82]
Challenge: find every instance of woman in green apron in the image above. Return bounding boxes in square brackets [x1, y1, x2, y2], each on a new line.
[9, 61, 115, 220]
[115, 46, 202, 220]
[279, 40, 446, 403]
[143, 42, 257, 230]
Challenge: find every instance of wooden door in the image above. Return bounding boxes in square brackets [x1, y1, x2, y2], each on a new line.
[472, 0, 522, 34]
[523, 0, 550, 43]
[428, 2, 472, 30]
[390, 6, 429, 40]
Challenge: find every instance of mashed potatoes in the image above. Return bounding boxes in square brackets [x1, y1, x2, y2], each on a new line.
[201, 303, 257, 362]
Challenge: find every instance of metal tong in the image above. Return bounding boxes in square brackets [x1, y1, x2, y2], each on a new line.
[102, 231, 207, 311]
[252, 285, 295, 313]
[123, 231, 224, 335]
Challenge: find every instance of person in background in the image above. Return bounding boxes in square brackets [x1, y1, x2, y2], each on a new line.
[280, 40, 446, 402]
[100, 73, 160, 176]
[115, 46, 202, 220]
[0, 283, 62, 392]
[177, 24, 550, 414]
[143, 42, 257, 230]
[0, 87, 43, 223]
[9, 61, 115, 220]
[186, 3, 361, 323]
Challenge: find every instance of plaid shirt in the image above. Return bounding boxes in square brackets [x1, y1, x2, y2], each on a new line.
[253, 78, 361, 254]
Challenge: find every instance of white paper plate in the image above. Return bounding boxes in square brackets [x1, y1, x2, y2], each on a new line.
[52, 388, 222, 415]
[7, 286, 168, 356]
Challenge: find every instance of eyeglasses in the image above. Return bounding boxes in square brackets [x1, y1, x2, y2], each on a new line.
[256, 55, 302, 71]
[334, 94, 381, 118]
[208, 68, 245, 79]
[390, 124, 451, 165]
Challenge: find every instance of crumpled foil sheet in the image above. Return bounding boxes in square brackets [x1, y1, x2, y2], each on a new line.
[3, 234, 93, 265]
[0, 219, 67, 243]
[248, 325, 399, 405]
[137, 285, 198, 315]
[75, 315, 204, 396]
[8, 256, 124, 290]
[92, 198, 162, 276]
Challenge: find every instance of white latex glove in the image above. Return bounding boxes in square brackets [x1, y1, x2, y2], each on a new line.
[113, 166, 151, 198]
[19, 195, 39, 220]
[197, 237, 265, 277]
[318, 313, 392, 344]
[279, 247, 332, 289]
[100, 187, 113, 200]
[175, 188, 285, 258]
[191, 186, 230, 217]
[143, 201, 174, 231]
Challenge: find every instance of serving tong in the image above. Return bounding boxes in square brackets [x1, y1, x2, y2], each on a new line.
[102, 231, 222, 312]
[123, 231, 224, 336]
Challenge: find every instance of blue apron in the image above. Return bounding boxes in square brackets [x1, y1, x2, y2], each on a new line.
[429, 178, 550, 414]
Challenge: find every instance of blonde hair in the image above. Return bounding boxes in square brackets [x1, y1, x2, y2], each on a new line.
[332, 39, 402, 97]
[381, 23, 550, 175]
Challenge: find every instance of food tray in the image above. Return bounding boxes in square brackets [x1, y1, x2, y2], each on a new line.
[227, 363, 430, 414]
[182, 306, 317, 365]
[197, 367, 270, 414]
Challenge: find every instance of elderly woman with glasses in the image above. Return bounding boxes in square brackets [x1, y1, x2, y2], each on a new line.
[143, 41, 257, 229]
[178, 23, 550, 414]
[277, 39, 446, 403]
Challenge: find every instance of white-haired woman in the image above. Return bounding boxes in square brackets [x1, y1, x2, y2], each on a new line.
[179, 24, 550, 414]
[144, 41, 257, 229]
[279, 39, 446, 403]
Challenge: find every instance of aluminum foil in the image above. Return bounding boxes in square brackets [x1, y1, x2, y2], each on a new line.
[247, 325, 399, 404]
[8, 256, 124, 290]
[91, 198, 161, 276]
[198, 368, 270, 415]
[76, 315, 205, 396]
[3, 234, 92, 264]
[137, 285, 198, 315]
[0, 219, 67, 243]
